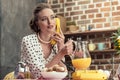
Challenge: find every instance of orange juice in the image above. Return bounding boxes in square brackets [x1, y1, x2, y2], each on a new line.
[72, 58, 91, 69]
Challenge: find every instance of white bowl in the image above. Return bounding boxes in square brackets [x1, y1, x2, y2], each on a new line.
[41, 71, 68, 80]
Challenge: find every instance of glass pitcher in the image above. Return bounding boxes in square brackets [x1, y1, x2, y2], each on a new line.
[72, 40, 91, 70]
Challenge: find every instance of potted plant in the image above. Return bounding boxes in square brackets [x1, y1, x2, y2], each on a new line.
[111, 28, 120, 54]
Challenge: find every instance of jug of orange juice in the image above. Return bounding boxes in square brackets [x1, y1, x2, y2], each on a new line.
[72, 41, 91, 70]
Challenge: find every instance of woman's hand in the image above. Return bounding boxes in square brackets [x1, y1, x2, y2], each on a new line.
[60, 40, 73, 55]
[118, 74, 120, 80]
[46, 39, 73, 68]
[51, 32, 65, 51]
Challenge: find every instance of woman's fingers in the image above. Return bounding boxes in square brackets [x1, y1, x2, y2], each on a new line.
[64, 40, 73, 55]
[59, 40, 74, 56]
[51, 32, 64, 44]
[54, 32, 64, 40]
[51, 30, 64, 39]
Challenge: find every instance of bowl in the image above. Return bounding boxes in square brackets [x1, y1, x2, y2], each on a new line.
[41, 71, 68, 80]
[68, 25, 79, 32]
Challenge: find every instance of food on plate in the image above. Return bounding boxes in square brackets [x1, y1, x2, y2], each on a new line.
[45, 65, 66, 72]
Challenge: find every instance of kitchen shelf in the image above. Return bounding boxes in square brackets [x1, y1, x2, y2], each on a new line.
[64, 29, 117, 37]
[89, 49, 117, 54]
[64, 29, 117, 54]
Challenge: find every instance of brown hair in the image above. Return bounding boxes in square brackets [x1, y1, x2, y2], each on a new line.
[29, 3, 51, 33]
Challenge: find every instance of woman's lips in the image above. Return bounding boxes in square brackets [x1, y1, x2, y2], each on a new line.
[47, 25, 54, 29]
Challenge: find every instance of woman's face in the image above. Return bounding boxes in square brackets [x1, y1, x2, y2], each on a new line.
[37, 8, 56, 34]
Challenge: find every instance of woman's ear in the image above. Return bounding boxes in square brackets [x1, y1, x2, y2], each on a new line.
[36, 21, 39, 28]
[35, 21, 41, 32]
[35, 21, 38, 26]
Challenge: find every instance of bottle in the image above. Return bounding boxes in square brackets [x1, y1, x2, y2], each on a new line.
[88, 40, 96, 51]
[105, 38, 111, 49]
[24, 65, 31, 79]
[14, 62, 25, 79]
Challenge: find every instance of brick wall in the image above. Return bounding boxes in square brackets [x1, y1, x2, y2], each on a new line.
[51, 0, 120, 73]
[51, 0, 120, 29]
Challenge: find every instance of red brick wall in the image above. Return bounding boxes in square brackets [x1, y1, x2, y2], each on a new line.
[51, 0, 120, 29]
[50, 0, 120, 73]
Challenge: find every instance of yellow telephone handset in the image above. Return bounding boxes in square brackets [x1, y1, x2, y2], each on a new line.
[50, 18, 61, 45]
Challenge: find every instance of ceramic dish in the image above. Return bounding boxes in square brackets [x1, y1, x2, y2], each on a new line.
[41, 71, 68, 80]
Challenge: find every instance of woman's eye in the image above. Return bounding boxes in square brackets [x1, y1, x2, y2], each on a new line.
[51, 16, 55, 19]
[41, 18, 47, 21]
[39, 15, 55, 21]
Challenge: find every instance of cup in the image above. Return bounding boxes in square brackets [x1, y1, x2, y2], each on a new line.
[88, 43, 96, 51]
[81, 26, 86, 32]
[97, 43, 105, 50]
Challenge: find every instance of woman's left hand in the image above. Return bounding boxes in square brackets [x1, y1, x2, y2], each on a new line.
[64, 40, 73, 55]
[59, 40, 73, 55]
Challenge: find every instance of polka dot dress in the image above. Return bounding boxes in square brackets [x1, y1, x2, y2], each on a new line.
[20, 34, 57, 79]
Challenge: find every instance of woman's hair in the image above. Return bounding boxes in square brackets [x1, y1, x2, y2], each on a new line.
[29, 3, 51, 33]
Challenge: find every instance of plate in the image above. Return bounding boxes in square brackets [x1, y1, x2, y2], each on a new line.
[41, 71, 68, 79]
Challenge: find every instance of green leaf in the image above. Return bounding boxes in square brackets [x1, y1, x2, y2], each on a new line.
[116, 50, 120, 54]
[112, 33, 118, 36]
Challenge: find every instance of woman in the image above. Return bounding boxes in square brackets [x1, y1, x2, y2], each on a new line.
[20, 3, 73, 79]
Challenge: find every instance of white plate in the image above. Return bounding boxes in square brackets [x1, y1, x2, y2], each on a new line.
[41, 71, 68, 79]
[45, 78, 62, 80]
